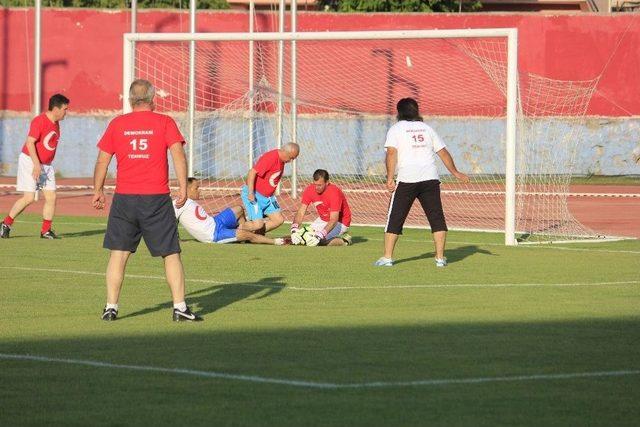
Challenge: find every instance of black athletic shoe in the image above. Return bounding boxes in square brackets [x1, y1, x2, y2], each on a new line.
[102, 307, 118, 321]
[40, 229, 59, 239]
[0, 222, 10, 239]
[172, 306, 203, 322]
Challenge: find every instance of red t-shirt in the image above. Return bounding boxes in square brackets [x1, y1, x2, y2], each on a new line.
[253, 149, 284, 197]
[97, 111, 185, 194]
[21, 113, 60, 165]
[301, 183, 352, 227]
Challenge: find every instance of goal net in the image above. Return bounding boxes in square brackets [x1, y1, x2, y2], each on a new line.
[126, 29, 600, 244]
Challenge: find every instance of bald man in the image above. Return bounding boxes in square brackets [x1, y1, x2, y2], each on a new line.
[241, 143, 300, 232]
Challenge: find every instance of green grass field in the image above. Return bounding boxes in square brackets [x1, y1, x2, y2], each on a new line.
[1, 214, 639, 427]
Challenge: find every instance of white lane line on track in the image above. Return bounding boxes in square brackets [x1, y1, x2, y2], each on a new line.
[1, 266, 638, 291]
[1, 353, 638, 389]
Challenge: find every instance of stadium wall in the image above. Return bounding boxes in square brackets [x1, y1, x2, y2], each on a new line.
[1, 114, 637, 177]
[0, 10, 638, 177]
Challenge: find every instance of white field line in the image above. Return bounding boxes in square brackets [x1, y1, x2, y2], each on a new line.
[1, 266, 638, 291]
[10, 222, 640, 254]
[0, 353, 638, 389]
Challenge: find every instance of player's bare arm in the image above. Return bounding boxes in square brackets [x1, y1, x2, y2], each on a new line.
[92, 150, 113, 210]
[385, 147, 398, 192]
[322, 211, 340, 237]
[24, 136, 41, 181]
[246, 168, 258, 202]
[169, 142, 188, 208]
[436, 148, 470, 182]
[291, 203, 308, 232]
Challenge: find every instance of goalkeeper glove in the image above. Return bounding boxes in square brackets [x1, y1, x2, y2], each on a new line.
[290, 223, 303, 245]
[306, 229, 326, 247]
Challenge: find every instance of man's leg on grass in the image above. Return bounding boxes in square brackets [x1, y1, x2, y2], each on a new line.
[8, 192, 36, 219]
[236, 229, 280, 245]
[2, 192, 35, 238]
[326, 237, 348, 246]
[164, 252, 203, 321]
[264, 211, 284, 232]
[40, 190, 57, 237]
[163, 253, 185, 304]
[383, 232, 400, 258]
[433, 231, 446, 260]
[106, 250, 131, 305]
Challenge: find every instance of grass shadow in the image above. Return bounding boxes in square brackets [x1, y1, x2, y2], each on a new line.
[118, 276, 286, 320]
[61, 229, 106, 238]
[394, 245, 494, 265]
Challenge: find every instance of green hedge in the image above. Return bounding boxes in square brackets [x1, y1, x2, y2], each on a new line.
[4, 0, 229, 8]
[319, 0, 482, 12]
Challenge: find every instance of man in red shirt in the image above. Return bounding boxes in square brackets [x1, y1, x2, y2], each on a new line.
[1, 94, 69, 239]
[92, 79, 201, 322]
[290, 169, 352, 247]
[241, 143, 300, 233]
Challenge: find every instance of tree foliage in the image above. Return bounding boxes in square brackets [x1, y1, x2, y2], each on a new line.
[319, 0, 482, 12]
[4, 0, 229, 8]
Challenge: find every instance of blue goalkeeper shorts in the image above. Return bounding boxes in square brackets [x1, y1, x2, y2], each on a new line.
[241, 185, 281, 221]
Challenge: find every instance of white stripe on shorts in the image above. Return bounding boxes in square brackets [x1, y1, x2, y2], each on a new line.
[384, 189, 397, 233]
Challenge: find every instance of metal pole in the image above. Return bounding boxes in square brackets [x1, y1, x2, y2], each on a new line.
[123, 36, 134, 114]
[130, 0, 137, 108]
[33, 0, 41, 115]
[291, 0, 298, 199]
[504, 29, 518, 246]
[276, 0, 285, 195]
[188, 0, 196, 176]
[248, 0, 255, 169]
[131, 0, 137, 33]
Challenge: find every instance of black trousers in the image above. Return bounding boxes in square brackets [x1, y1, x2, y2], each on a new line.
[385, 180, 448, 234]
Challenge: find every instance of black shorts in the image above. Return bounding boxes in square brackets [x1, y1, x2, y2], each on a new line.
[385, 180, 448, 235]
[103, 193, 181, 257]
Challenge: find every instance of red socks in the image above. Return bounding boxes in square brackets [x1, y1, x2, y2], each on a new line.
[41, 219, 52, 234]
[3, 215, 14, 226]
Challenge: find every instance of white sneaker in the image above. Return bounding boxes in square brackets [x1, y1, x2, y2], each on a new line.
[374, 257, 393, 267]
[435, 257, 448, 268]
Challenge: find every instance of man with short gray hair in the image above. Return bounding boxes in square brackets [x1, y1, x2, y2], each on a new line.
[242, 142, 300, 233]
[92, 79, 202, 322]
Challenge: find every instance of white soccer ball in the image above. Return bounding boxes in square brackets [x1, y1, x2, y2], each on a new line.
[294, 226, 318, 247]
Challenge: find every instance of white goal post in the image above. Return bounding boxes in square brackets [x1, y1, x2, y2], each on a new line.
[121, 29, 599, 246]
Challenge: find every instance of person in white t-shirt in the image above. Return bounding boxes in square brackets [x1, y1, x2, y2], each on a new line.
[374, 98, 469, 268]
[174, 178, 287, 245]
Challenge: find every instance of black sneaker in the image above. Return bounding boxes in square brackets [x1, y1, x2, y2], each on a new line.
[173, 306, 203, 322]
[102, 307, 118, 321]
[0, 222, 10, 239]
[40, 229, 59, 239]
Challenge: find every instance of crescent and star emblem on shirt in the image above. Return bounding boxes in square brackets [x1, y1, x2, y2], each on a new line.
[268, 171, 282, 188]
[42, 131, 57, 151]
[194, 206, 208, 221]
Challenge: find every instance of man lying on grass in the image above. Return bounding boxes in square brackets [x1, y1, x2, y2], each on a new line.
[174, 178, 288, 246]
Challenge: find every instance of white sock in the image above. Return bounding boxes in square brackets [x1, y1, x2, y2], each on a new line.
[274, 238, 284, 245]
[174, 301, 187, 312]
[106, 303, 118, 311]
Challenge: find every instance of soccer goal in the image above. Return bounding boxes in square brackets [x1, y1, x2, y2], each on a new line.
[123, 29, 602, 245]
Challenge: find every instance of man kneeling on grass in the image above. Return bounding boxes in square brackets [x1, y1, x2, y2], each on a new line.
[290, 169, 352, 247]
[175, 178, 288, 245]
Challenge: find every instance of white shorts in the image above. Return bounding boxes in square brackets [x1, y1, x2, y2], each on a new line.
[16, 153, 56, 192]
[310, 217, 348, 241]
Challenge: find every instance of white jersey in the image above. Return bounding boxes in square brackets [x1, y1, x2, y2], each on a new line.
[384, 120, 446, 183]
[173, 198, 216, 243]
